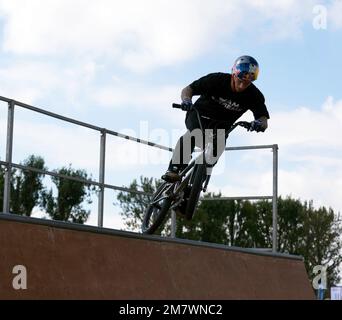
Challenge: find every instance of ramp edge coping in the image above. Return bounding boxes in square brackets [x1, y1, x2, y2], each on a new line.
[0, 213, 302, 261]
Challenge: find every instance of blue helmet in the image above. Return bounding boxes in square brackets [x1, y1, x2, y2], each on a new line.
[232, 55, 259, 81]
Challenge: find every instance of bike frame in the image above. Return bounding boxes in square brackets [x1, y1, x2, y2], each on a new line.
[150, 112, 250, 207]
[150, 134, 215, 208]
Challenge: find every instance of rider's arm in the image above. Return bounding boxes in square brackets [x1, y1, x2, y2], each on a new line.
[250, 88, 270, 131]
[181, 73, 222, 102]
[181, 85, 193, 102]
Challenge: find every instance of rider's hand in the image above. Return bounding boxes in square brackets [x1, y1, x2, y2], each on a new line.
[249, 119, 265, 132]
[181, 98, 193, 111]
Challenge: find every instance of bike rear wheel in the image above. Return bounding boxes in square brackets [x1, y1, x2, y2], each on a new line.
[185, 164, 206, 220]
[142, 182, 172, 234]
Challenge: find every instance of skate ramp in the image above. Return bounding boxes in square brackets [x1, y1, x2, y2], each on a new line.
[0, 214, 315, 299]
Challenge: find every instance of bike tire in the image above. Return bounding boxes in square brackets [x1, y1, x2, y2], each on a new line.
[142, 182, 172, 234]
[185, 164, 206, 220]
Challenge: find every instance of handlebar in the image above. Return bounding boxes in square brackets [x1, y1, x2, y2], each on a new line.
[172, 103, 181, 108]
[228, 121, 251, 133]
[172, 103, 252, 131]
[172, 103, 186, 110]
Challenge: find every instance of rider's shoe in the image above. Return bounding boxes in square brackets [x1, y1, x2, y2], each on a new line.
[161, 170, 181, 183]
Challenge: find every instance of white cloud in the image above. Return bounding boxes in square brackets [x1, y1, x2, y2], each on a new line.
[92, 81, 178, 110]
[238, 96, 342, 151]
[0, 60, 185, 127]
[0, 0, 319, 117]
[246, 0, 315, 40]
[0, 0, 240, 71]
[90, 79, 185, 126]
[11, 119, 100, 175]
[0, 61, 57, 103]
[0, 59, 99, 105]
[0, 0, 316, 72]
[329, 0, 342, 29]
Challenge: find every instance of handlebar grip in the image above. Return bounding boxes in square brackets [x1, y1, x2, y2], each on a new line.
[172, 103, 182, 109]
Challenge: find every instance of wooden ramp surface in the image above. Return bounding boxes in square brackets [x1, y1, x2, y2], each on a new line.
[0, 214, 315, 299]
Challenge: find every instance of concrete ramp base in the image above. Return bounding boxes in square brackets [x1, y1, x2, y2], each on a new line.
[0, 214, 315, 299]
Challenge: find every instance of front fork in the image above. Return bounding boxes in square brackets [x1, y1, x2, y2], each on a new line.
[202, 165, 213, 192]
[190, 163, 212, 193]
[202, 173, 211, 192]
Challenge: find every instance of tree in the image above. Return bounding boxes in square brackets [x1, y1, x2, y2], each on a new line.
[10, 155, 46, 216]
[116, 176, 162, 231]
[117, 176, 342, 285]
[41, 165, 93, 223]
[1, 155, 46, 216]
[176, 195, 272, 248]
[299, 203, 342, 287]
[175, 193, 241, 244]
[256, 197, 342, 286]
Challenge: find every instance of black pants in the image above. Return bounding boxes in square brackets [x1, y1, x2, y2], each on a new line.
[168, 110, 230, 172]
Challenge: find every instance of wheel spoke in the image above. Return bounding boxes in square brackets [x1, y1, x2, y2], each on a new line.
[142, 182, 173, 234]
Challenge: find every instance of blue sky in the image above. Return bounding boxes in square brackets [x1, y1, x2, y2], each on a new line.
[0, 0, 342, 263]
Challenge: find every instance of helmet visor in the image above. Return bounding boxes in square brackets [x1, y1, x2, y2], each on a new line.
[234, 63, 259, 81]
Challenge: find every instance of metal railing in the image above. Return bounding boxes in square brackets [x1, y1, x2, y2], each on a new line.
[170, 144, 278, 252]
[0, 96, 171, 227]
[0, 96, 278, 252]
[209, 143, 278, 252]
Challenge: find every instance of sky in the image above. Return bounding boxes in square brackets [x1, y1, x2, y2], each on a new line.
[0, 0, 342, 258]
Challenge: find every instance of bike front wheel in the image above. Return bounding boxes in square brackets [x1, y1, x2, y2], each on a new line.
[142, 182, 172, 234]
[185, 164, 206, 220]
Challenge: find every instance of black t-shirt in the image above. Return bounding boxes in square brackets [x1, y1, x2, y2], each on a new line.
[189, 72, 270, 126]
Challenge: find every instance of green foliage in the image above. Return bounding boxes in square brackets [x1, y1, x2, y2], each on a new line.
[116, 176, 163, 231]
[174, 193, 238, 244]
[0, 155, 46, 216]
[175, 194, 273, 248]
[1, 156, 93, 224]
[117, 176, 342, 286]
[11, 155, 46, 216]
[299, 204, 342, 288]
[41, 165, 93, 223]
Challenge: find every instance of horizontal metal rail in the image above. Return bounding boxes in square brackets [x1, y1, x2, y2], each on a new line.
[0, 160, 151, 196]
[201, 196, 273, 201]
[0, 96, 172, 152]
[225, 144, 276, 151]
[0, 160, 271, 202]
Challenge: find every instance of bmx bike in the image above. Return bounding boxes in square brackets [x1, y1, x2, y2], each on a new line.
[141, 103, 252, 234]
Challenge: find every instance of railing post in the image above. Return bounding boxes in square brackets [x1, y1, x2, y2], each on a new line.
[171, 209, 176, 238]
[272, 144, 279, 252]
[3, 100, 15, 214]
[98, 130, 106, 227]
